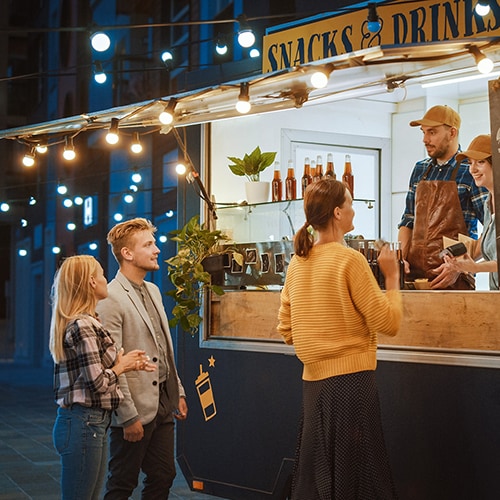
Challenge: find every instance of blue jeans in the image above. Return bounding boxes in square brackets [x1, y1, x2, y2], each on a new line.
[53, 404, 111, 500]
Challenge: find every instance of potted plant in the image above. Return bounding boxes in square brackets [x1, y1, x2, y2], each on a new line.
[165, 215, 243, 335]
[228, 146, 277, 204]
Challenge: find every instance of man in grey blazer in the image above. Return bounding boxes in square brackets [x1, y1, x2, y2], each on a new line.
[96, 218, 187, 499]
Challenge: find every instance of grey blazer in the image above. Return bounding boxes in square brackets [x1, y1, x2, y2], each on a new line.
[96, 271, 185, 426]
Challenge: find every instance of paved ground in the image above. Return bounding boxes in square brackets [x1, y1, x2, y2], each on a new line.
[0, 362, 224, 500]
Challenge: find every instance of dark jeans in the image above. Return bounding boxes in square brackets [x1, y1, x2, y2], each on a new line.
[104, 389, 175, 499]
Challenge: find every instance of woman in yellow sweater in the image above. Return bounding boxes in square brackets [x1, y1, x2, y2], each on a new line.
[278, 178, 402, 500]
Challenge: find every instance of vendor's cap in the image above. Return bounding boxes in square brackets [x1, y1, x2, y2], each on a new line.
[409, 105, 461, 128]
[456, 134, 491, 163]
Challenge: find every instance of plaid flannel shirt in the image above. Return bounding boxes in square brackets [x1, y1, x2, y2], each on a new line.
[54, 315, 123, 410]
[398, 154, 488, 239]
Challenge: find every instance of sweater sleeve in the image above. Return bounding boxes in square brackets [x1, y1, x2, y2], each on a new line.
[347, 255, 402, 338]
[277, 283, 293, 345]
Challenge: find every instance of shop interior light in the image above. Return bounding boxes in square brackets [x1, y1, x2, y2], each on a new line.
[237, 14, 255, 48]
[63, 137, 76, 161]
[475, 0, 491, 16]
[94, 61, 107, 84]
[421, 69, 500, 88]
[159, 234, 168, 243]
[63, 198, 73, 208]
[235, 82, 251, 114]
[29, 196, 37, 205]
[113, 213, 124, 222]
[90, 31, 111, 52]
[123, 193, 134, 203]
[18, 249, 28, 257]
[249, 48, 260, 58]
[159, 99, 177, 125]
[105, 118, 120, 144]
[89, 242, 98, 251]
[74, 196, 84, 205]
[469, 45, 494, 74]
[66, 222, 76, 231]
[130, 132, 143, 154]
[0, 202, 10, 212]
[22, 147, 36, 167]
[367, 3, 381, 33]
[52, 246, 61, 254]
[310, 64, 334, 89]
[215, 35, 228, 55]
[57, 184, 68, 195]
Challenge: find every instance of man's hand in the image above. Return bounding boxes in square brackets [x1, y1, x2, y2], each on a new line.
[174, 397, 188, 421]
[429, 262, 460, 289]
[123, 420, 144, 442]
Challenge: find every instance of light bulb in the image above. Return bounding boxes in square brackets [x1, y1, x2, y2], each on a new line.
[131, 172, 142, 183]
[130, 133, 143, 154]
[175, 163, 187, 175]
[475, 1, 491, 16]
[237, 29, 255, 48]
[22, 151, 35, 167]
[477, 56, 494, 74]
[236, 99, 251, 114]
[90, 32, 111, 52]
[310, 71, 329, 89]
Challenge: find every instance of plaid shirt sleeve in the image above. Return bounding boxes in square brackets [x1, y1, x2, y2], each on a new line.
[54, 316, 123, 410]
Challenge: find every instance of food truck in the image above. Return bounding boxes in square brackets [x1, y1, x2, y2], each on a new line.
[1, 2, 500, 498]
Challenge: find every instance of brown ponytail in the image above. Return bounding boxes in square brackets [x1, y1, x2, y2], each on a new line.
[294, 179, 347, 257]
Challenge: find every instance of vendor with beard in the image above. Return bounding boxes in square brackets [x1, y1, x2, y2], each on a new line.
[398, 105, 488, 289]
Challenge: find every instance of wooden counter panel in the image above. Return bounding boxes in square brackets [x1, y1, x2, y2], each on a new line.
[209, 291, 500, 351]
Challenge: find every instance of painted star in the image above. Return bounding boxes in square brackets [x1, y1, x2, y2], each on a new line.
[208, 355, 216, 367]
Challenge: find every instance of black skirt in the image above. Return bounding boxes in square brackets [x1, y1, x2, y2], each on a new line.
[291, 370, 397, 500]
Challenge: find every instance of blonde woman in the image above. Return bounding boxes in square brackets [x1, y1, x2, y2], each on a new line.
[49, 255, 153, 500]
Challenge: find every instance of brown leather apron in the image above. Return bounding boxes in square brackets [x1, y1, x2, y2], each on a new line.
[407, 163, 474, 290]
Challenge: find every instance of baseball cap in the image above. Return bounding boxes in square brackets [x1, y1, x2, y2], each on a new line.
[456, 134, 491, 163]
[409, 105, 461, 128]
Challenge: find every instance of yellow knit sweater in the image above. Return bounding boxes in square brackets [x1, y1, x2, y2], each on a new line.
[278, 242, 402, 381]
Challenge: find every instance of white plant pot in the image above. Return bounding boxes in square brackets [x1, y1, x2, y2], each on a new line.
[245, 181, 270, 204]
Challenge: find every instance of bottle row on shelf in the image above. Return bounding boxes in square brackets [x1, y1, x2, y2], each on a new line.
[272, 154, 355, 202]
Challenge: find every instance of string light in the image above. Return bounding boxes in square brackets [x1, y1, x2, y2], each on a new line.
[235, 82, 251, 114]
[106, 118, 120, 144]
[57, 184, 68, 195]
[94, 61, 107, 84]
[22, 148, 36, 167]
[130, 132, 143, 154]
[35, 143, 48, 154]
[63, 137, 76, 161]
[131, 171, 142, 183]
[161, 50, 174, 70]
[159, 99, 177, 125]
[310, 64, 334, 89]
[90, 31, 111, 52]
[175, 162, 187, 175]
[475, 0, 491, 16]
[215, 35, 228, 55]
[367, 3, 381, 33]
[237, 14, 255, 48]
[469, 45, 494, 74]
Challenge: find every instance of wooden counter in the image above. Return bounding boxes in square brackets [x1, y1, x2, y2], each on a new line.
[209, 290, 500, 352]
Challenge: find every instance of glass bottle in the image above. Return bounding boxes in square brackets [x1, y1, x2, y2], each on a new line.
[395, 241, 405, 289]
[342, 154, 354, 197]
[301, 157, 312, 197]
[313, 154, 323, 182]
[271, 161, 282, 202]
[367, 241, 380, 285]
[285, 160, 297, 200]
[310, 159, 316, 181]
[324, 153, 336, 179]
